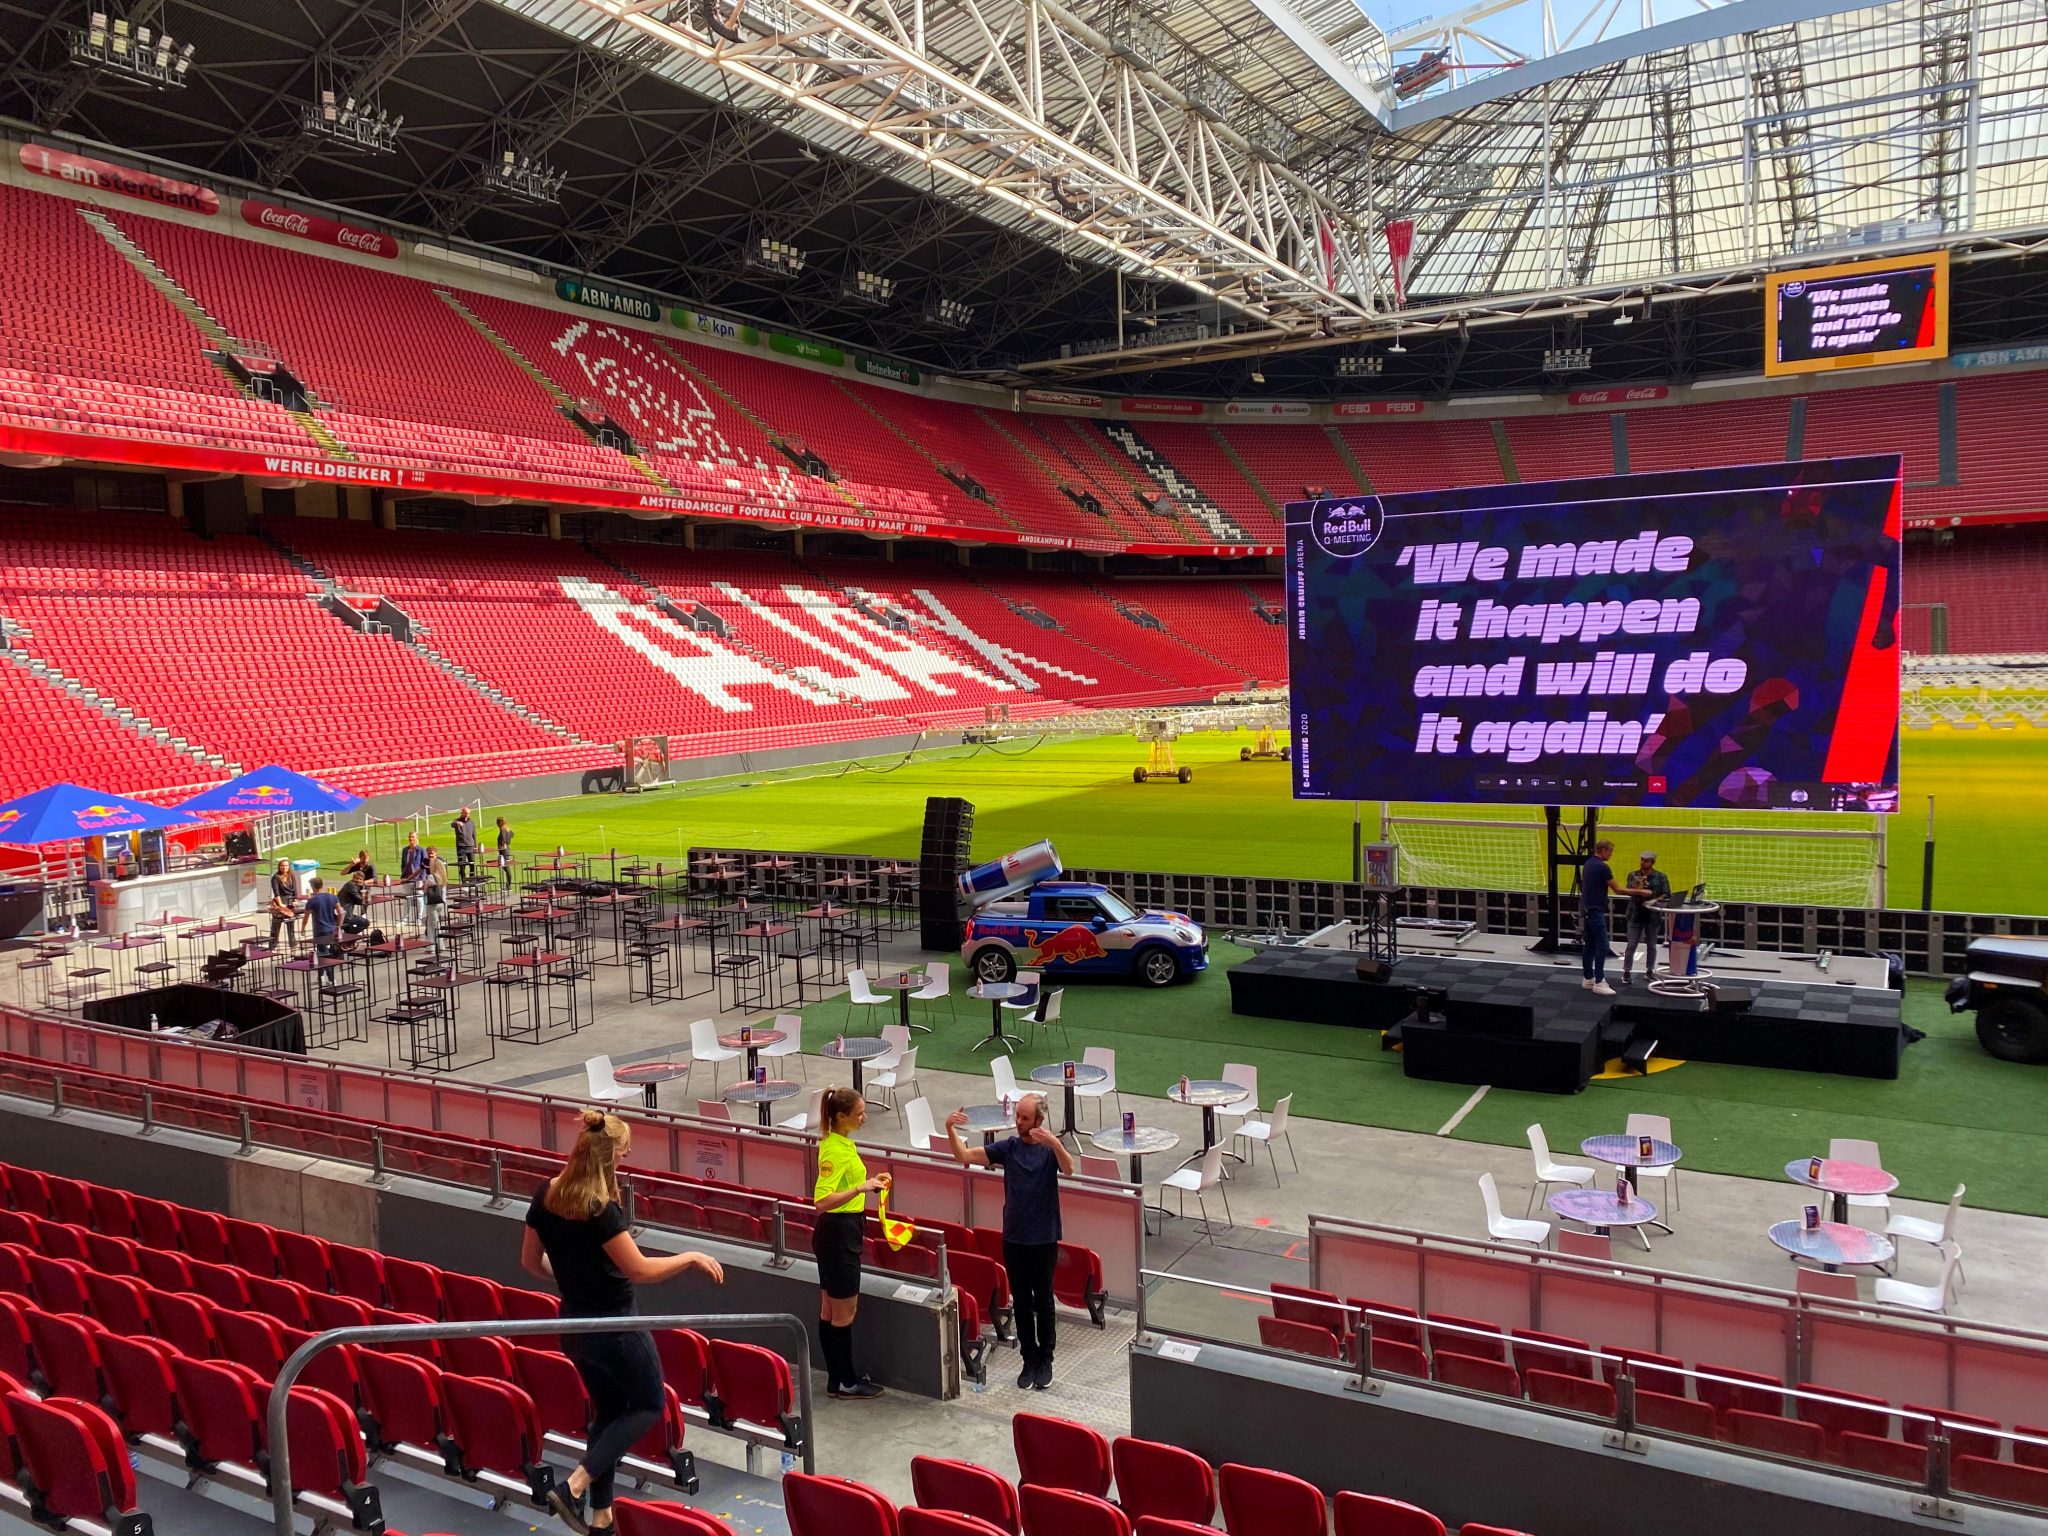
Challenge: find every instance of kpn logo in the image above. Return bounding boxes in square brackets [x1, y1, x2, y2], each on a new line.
[1309, 495, 1386, 560]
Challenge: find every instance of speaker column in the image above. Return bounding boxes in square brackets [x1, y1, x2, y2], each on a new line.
[918, 796, 975, 952]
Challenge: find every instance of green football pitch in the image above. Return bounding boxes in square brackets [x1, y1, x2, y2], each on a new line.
[277, 727, 2048, 1215]
[282, 728, 2048, 916]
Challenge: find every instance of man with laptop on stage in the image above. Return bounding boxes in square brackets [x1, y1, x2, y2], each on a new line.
[1621, 851, 1673, 987]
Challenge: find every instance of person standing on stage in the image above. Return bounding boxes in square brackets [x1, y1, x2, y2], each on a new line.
[452, 808, 480, 884]
[267, 858, 301, 951]
[523, 1109, 724, 1534]
[1621, 850, 1673, 987]
[812, 1088, 889, 1400]
[496, 816, 515, 890]
[400, 832, 428, 926]
[1580, 838, 1639, 997]
[422, 846, 449, 960]
[945, 1094, 1071, 1390]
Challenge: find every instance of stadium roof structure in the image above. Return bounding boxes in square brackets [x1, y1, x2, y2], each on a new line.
[0, 0, 2043, 391]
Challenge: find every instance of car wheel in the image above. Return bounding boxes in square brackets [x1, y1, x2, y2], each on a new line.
[1135, 947, 1180, 987]
[1976, 996, 2048, 1063]
[973, 948, 1017, 985]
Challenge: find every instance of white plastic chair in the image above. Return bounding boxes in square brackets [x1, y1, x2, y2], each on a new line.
[1215, 1063, 1259, 1131]
[844, 968, 891, 1028]
[1829, 1136, 1891, 1221]
[1884, 1184, 1965, 1283]
[1795, 1268, 1860, 1301]
[874, 1023, 911, 1070]
[1033, 988, 1070, 1051]
[903, 1097, 938, 1150]
[1235, 1093, 1298, 1184]
[1156, 1144, 1231, 1239]
[690, 1018, 740, 1095]
[694, 1100, 731, 1121]
[762, 1014, 805, 1079]
[1626, 1112, 1682, 1214]
[991, 1054, 1021, 1103]
[1075, 1046, 1119, 1128]
[584, 1055, 635, 1106]
[1000, 970, 1043, 1016]
[908, 962, 957, 1026]
[1079, 1155, 1125, 1182]
[1874, 1242, 1963, 1313]
[1526, 1123, 1596, 1216]
[779, 1088, 826, 1132]
[869, 1046, 917, 1113]
[1480, 1171, 1551, 1247]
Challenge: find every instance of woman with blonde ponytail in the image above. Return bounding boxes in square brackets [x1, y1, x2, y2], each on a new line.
[522, 1108, 724, 1534]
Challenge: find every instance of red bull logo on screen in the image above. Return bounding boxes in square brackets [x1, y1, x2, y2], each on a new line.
[1029, 925, 1108, 966]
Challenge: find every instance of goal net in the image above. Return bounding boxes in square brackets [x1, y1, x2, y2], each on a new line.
[1385, 807, 1885, 908]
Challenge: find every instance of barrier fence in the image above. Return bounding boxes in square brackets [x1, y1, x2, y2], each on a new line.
[0, 1003, 1146, 1305]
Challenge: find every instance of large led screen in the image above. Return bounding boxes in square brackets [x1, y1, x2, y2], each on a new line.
[1764, 252, 1948, 377]
[1284, 457, 1902, 812]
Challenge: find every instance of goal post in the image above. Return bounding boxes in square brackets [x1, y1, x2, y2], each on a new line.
[1383, 806, 1886, 908]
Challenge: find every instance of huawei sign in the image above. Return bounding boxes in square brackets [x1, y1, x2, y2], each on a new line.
[240, 199, 398, 260]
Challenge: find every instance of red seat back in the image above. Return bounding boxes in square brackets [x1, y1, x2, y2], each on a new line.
[1432, 1350, 1522, 1399]
[358, 1347, 443, 1449]
[1837, 1433, 1929, 1481]
[1259, 1314, 1342, 1359]
[441, 1269, 503, 1323]
[513, 1345, 592, 1439]
[149, 1288, 221, 1361]
[1270, 1281, 1346, 1335]
[1634, 1390, 1718, 1440]
[190, 1259, 252, 1311]
[1424, 1313, 1505, 1363]
[785, 1471, 902, 1536]
[1012, 1411, 1111, 1497]
[1219, 1462, 1327, 1536]
[1600, 1347, 1688, 1399]
[10, 1391, 137, 1521]
[244, 1273, 313, 1329]
[1134, 1521, 1219, 1536]
[134, 1246, 195, 1295]
[306, 1291, 376, 1332]
[1369, 1339, 1430, 1380]
[1509, 1328, 1594, 1381]
[2014, 1426, 2048, 1471]
[1020, 1484, 1131, 1536]
[86, 1185, 137, 1240]
[443, 1333, 515, 1379]
[43, 1177, 92, 1229]
[1794, 1385, 1892, 1452]
[278, 1385, 369, 1497]
[214, 1308, 288, 1378]
[170, 1355, 266, 1466]
[1695, 1364, 1783, 1427]
[26, 1308, 105, 1402]
[1953, 1455, 2048, 1510]
[616, 1497, 739, 1534]
[1349, 1300, 1421, 1349]
[223, 1217, 281, 1277]
[274, 1230, 335, 1293]
[383, 1256, 445, 1319]
[654, 1328, 713, 1410]
[98, 1332, 182, 1438]
[707, 1338, 794, 1437]
[25, 1253, 90, 1315]
[83, 1271, 153, 1336]
[911, 1454, 1022, 1534]
[176, 1208, 232, 1266]
[1111, 1435, 1214, 1527]
[440, 1373, 544, 1478]
[1524, 1368, 1617, 1418]
[1901, 1404, 2005, 1464]
[1723, 1410, 1825, 1460]
[1334, 1491, 1449, 1536]
[905, 1511, 1013, 1536]
[329, 1244, 388, 1308]
[1051, 1244, 1104, 1314]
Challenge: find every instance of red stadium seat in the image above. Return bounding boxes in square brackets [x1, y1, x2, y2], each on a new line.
[9, 1390, 150, 1535]
[1837, 1432, 1930, 1480]
[358, 1348, 444, 1452]
[1509, 1328, 1594, 1381]
[170, 1355, 267, 1469]
[1424, 1313, 1506, 1363]
[1723, 1410, 1826, 1460]
[26, 1308, 111, 1406]
[1334, 1492, 1449, 1536]
[1634, 1390, 1719, 1440]
[1524, 1368, 1617, 1418]
[1901, 1403, 2005, 1464]
[1013, 1412, 1111, 1497]
[655, 1328, 714, 1415]
[785, 1472, 902, 1536]
[905, 1511, 1013, 1536]
[1432, 1351, 1523, 1400]
[1694, 1364, 1784, 1429]
[98, 1332, 183, 1439]
[1258, 1314, 1343, 1359]
[616, 1498, 737, 1534]
[1953, 1455, 2048, 1510]
[706, 1338, 799, 1445]
[1795, 1385, 1893, 1456]
[1219, 1462, 1326, 1536]
[438, 1373, 551, 1502]
[1367, 1339, 1430, 1380]
[911, 1454, 1022, 1534]
[1020, 1484, 1131, 1536]
[1110, 1435, 1214, 1527]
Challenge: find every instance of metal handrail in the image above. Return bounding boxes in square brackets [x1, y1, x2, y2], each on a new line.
[265, 1312, 814, 1536]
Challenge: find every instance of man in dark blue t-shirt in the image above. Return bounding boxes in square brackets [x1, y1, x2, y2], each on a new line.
[304, 877, 342, 955]
[1580, 838, 1633, 996]
[946, 1093, 1072, 1390]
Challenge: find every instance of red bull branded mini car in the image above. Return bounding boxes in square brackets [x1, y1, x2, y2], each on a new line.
[961, 878, 1208, 988]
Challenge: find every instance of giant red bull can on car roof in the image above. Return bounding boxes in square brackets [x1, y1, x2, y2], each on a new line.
[958, 840, 1062, 904]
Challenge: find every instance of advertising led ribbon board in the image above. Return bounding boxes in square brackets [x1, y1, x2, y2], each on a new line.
[1284, 458, 1903, 813]
[1765, 252, 1948, 377]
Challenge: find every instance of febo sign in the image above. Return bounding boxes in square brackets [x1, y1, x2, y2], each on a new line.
[20, 143, 219, 215]
[1333, 400, 1426, 417]
[240, 199, 397, 259]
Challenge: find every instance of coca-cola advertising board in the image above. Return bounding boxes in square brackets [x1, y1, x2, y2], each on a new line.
[19, 144, 218, 215]
[240, 199, 398, 259]
[1566, 385, 1669, 406]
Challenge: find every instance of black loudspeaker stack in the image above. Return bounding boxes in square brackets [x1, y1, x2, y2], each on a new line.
[918, 796, 975, 952]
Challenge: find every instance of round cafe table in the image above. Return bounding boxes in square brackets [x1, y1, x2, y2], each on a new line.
[967, 981, 1029, 1053]
[719, 1027, 786, 1079]
[1088, 1124, 1179, 1186]
[1167, 1079, 1249, 1166]
[611, 1060, 691, 1109]
[1581, 1134, 1682, 1235]
[869, 968, 931, 1034]
[1029, 1061, 1108, 1141]
[723, 1078, 803, 1127]
[955, 1101, 1017, 1145]
[816, 1035, 892, 1095]
[1768, 1218, 1895, 1275]
[1548, 1187, 1659, 1252]
[1784, 1157, 1898, 1225]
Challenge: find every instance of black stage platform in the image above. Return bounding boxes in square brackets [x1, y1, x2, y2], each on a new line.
[83, 983, 305, 1054]
[1228, 947, 1905, 1089]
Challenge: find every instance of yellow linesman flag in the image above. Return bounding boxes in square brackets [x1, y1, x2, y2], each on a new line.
[876, 1186, 916, 1251]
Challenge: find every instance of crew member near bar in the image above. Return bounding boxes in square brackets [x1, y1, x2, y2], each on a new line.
[945, 1094, 1072, 1390]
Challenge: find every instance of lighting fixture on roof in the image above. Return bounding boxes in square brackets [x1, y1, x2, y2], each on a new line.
[1335, 353, 1383, 378]
[302, 87, 400, 155]
[1249, 361, 1266, 384]
[841, 269, 895, 307]
[748, 236, 807, 279]
[1386, 335, 1407, 355]
[482, 149, 566, 206]
[924, 295, 975, 331]
[70, 8, 192, 87]
[1543, 346, 1593, 373]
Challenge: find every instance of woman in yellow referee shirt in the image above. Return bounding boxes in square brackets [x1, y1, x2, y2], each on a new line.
[812, 1087, 889, 1399]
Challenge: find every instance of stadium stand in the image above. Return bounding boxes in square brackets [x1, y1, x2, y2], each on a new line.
[1620, 394, 1793, 476]
[0, 659, 221, 803]
[1900, 524, 2048, 654]
[1118, 424, 1278, 540]
[1802, 380, 1943, 490]
[1332, 420, 1505, 494]
[1212, 426, 1365, 512]
[1502, 410, 1617, 484]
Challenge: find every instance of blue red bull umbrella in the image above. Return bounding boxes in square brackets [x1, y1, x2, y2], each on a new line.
[176, 766, 363, 815]
[0, 783, 193, 845]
